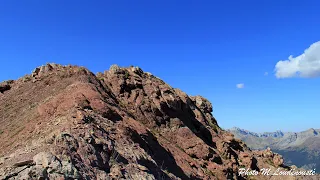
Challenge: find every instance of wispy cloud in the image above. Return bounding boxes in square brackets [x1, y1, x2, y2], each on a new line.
[264, 72, 268, 76]
[275, 41, 320, 78]
[236, 83, 244, 89]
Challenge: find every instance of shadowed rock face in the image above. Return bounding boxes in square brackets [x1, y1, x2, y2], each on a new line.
[0, 81, 12, 93]
[0, 63, 314, 180]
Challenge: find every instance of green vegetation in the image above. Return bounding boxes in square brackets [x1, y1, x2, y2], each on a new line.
[266, 159, 274, 166]
[201, 167, 216, 177]
[119, 101, 126, 108]
[109, 148, 120, 166]
[23, 76, 31, 82]
[208, 120, 219, 133]
[124, 70, 130, 79]
[141, 99, 145, 105]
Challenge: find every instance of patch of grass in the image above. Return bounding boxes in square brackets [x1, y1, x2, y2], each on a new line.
[109, 148, 120, 166]
[129, 109, 135, 114]
[124, 70, 130, 79]
[201, 167, 216, 177]
[266, 159, 274, 166]
[28, 103, 37, 109]
[119, 101, 126, 108]
[0, 130, 3, 134]
[208, 121, 219, 133]
[23, 76, 31, 82]
[221, 153, 228, 160]
[149, 129, 159, 138]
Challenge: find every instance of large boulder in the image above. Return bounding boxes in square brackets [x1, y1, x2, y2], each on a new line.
[0, 83, 11, 93]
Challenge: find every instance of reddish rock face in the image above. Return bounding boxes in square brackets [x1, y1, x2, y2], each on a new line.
[0, 64, 314, 180]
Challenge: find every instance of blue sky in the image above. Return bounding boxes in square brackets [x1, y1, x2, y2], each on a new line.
[1, 0, 320, 132]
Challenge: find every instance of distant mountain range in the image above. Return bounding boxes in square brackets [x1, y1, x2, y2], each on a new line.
[228, 127, 320, 171]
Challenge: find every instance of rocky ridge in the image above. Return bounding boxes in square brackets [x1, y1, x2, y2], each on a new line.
[0, 63, 315, 179]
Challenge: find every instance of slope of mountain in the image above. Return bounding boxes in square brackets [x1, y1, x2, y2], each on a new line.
[228, 127, 320, 172]
[0, 63, 315, 179]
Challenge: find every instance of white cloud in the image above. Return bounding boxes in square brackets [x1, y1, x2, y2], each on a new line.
[264, 72, 269, 76]
[275, 41, 320, 78]
[236, 83, 244, 89]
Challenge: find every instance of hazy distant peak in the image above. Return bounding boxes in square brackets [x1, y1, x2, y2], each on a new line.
[300, 128, 319, 137]
[228, 127, 285, 138]
[229, 127, 260, 137]
[228, 126, 320, 172]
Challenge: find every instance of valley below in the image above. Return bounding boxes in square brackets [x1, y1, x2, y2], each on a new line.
[228, 127, 320, 173]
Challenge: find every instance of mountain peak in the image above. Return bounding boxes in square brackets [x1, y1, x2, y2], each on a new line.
[302, 128, 319, 136]
[229, 126, 320, 173]
[228, 127, 284, 138]
[0, 64, 302, 179]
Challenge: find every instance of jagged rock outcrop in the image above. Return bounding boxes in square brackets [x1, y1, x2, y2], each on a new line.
[0, 80, 12, 93]
[0, 63, 316, 179]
